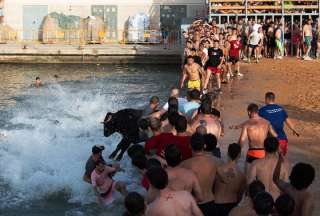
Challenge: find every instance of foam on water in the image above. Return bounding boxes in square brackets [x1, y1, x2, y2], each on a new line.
[0, 79, 143, 209]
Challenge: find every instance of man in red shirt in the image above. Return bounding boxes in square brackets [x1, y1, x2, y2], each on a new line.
[228, 32, 243, 77]
[144, 115, 192, 161]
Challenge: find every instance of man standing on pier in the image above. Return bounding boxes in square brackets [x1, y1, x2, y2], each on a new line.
[303, 19, 313, 60]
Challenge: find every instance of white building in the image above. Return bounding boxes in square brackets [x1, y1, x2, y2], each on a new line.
[3, 0, 207, 41]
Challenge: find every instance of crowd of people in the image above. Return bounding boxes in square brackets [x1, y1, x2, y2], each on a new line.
[80, 18, 317, 216]
[180, 18, 319, 92]
[82, 86, 315, 216]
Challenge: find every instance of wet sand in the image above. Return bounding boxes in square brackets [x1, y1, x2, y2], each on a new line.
[219, 58, 320, 214]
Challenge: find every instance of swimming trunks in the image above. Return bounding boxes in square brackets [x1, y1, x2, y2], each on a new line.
[187, 79, 201, 90]
[278, 139, 288, 156]
[304, 36, 312, 47]
[215, 202, 238, 216]
[198, 200, 216, 216]
[275, 39, 284, 56]
[249, 44, 258, 49]
[246, 148, 265, 163]
[100, 181, 116, 205]
[207, 66, 222, 74]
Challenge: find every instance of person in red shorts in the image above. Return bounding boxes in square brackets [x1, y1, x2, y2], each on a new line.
[204, 40, 224, 92]
[259, 92, 300, 156]
[228, 34, 243, 78]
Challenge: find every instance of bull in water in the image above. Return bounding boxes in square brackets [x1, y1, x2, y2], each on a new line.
[102, 109, 144, 161]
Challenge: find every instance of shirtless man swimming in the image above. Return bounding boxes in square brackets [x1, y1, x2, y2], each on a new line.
[191, 102, 222, 139]
[164, 144, 203, 202]
[181, 133, 217, 216]
[303, 19, 313, 60]
[180, 56, 203, 91]
[146, 167, 203, 216]
[214, 143, 246, 216]
[238, 103, 277, 172]
[248, 137, 289, 200]
[273, 155, 315, 216]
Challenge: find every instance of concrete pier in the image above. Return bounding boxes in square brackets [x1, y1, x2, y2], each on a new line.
[0, 44, 181, 64]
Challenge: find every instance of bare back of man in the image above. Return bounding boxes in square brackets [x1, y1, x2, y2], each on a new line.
[146, 190, 203, 216]
[239, 104, 277, 173]
[166, 167, 203, 202]
[248, 155, 289, 200]
[215, 164, 246, 204]
[181, 153, 217, 205]
[191, 115, 221, 138]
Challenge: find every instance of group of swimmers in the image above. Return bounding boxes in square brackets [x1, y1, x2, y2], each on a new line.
[83, 86, 315, 216]
[180, 18, 320, 93]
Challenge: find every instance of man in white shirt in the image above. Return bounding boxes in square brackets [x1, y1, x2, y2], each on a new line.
[247, 30, 261, 63]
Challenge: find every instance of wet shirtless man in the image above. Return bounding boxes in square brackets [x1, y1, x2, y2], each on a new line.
[238, 103, 277, 172]
[214, 143, 246, 216]
[191, 102, 222, 139]
[181, 133, 217, 216]
[273, 155, 315, 216]
[248, 137, 289, 200]
[303, 19, 313, 60]
[146, 167, 203, 216]
[164, 144, 203, 202]
[180, 56, 203, 91]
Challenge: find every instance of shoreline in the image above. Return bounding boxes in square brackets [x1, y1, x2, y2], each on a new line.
[0, 44, 181, 64]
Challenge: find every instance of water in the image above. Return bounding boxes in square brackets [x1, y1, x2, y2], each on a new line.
[0, 64, 180, 216]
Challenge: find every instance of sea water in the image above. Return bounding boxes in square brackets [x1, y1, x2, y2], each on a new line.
[0, 64, 179, 216]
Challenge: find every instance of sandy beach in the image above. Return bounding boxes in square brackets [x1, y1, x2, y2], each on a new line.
[219, 58, 320, 214]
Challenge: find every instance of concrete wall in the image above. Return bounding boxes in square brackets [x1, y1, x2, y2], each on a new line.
[4, 0, 206, 40]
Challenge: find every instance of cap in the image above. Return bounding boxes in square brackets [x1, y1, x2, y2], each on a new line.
[92, 145, 105, 154]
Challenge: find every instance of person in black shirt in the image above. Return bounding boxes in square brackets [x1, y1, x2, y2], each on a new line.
[204, 40, 224, 91]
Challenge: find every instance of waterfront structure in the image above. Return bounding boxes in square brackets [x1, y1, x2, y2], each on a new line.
[3, 0, 207, 42]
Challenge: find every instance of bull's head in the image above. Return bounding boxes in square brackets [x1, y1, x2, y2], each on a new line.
[103, 112, 116, 137]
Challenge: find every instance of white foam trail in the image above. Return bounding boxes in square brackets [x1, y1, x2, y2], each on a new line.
[0, 81, 143, 208]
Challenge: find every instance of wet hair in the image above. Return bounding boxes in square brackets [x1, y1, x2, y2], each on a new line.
[191, 133, 205, 152]
[138, 118, 149, 130]
[165, 144, 182, 167]
[200, 101, 212, 114]
[264, 137, 279, 153]
[127, 144, 144, 159]
[36, 77, 40, 80]
[132, 154, 147, 170]
[204, 134, 217, 151]
[253, 192, 274, 215]
[150, 96, 160, 104]
[275, 194, 295, 216]
[125, 192, 145, 216]
[149, 118, 161, 131]
[247, 103, 259, 113]
[265, 92, 276, 101]
[146, 167, 168, 190]
[168, 112, 180, 126]
[146, 158, 162, 170]
[211, 108, 221, 118]
[249, 180, 266, 199]
[175, 115, 187, 133]
[160, 97, 179, 122]
[188, 89, 201, 101]
[228, 143, 241, 160]
[168, 97, 179, 108]
[289, 163, 315, 190]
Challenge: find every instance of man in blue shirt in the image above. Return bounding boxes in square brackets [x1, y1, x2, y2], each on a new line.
[259, 92, 299, 156]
